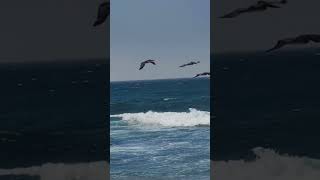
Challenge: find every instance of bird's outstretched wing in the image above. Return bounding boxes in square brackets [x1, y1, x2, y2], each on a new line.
[266, 3, 281, 8]
[220, 8, 248, 18]
[139, 62, 145, 70]
[266, 40, 289, 52]
[180, 62, 191, 68]
[193, 74, 200, 78]
[149, 60, 156, 65]
[194, 72, 210, 78]
[93, 2, 109, 27]
[269, 0, 287, 4]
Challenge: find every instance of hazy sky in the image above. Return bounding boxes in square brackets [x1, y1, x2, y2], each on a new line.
[111, 0, 210, 81]
[212, 0, 320, 53]
[0, 0, 108, 63]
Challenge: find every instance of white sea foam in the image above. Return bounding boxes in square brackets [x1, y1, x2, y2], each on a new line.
[0, 161, 108, 180]
[110, 108, 210, 127]
[163, 98, 176, 101]
[213, 147, 320, 180]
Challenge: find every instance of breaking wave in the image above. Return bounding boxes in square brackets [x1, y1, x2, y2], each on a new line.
[213, 147, 320, 180]
[110, 108, 210, 127]
[0, 161, 108, 180]
[163, 98, 177, 101]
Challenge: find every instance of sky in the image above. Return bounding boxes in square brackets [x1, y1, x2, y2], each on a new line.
[111, 0, 210, 81]
[212, 0, 320, 53]
[0, 0, 108, 63]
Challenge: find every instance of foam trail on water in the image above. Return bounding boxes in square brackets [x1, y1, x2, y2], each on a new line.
[111, 108, 210, 127]
[213, 147, 320, 180]
[0, 161, 108, 180]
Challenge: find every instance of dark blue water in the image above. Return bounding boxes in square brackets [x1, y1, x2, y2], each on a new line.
[0, 61, 109, 180]
[111, 78, 210, 180]
[212, 49, 320, 179]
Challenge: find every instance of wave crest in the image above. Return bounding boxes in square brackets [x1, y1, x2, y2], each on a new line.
[163, 98, 176, 101]
[110, 108, 210, 127]
[213, 147, 320, 180]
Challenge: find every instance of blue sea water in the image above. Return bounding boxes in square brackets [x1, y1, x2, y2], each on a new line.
[110, 78, 210, 180]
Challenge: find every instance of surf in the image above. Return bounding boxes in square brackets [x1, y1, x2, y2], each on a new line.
[110, 108, 210, 127]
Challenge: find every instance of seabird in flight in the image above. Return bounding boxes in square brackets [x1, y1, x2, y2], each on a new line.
[266, 34, 320, 52]
[179, 61, 200, 68]
[93, 1, 110, 27]
[193, 72, 210, 78]
[220, 0, 287, 18]
[139, 60, 156, 70]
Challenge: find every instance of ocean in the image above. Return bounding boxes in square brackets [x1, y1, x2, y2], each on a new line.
[212, 49, 320, 179]
[110, 78, 210, 180]
[0, 60, 109, 180]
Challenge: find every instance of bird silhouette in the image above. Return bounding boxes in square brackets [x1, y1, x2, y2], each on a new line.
[220, 0, 287, 18]
[139, 60, 156, 70]
[93, 1, 110, 27]
[194, 72, 210, 78]
[266, 34, 320, 52]
[179, 61, 200, 68]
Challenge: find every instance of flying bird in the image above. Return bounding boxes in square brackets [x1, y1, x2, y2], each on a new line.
[93, 1, 110, 27]
[194, 72, 210, 78]
[179, 61, 200, 68]
[266, 34, 320, 52]
[220, 0, 287, 18]
[139, 60, 156, 70]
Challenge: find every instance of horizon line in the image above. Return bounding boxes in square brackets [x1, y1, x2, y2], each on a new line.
[110, 76, 210, 83]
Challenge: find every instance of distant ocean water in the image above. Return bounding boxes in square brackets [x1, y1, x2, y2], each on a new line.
[0, 61, 109, 180]
[212, 49, 320, 179]
[111, 78, 210, 180]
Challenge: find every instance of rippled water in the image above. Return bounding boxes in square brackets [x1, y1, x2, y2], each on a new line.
[111, 78, 210, 180]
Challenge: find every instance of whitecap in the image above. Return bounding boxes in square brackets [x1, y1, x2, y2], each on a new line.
[110, 108, 210, 127]
[163, 98, 177, 101]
